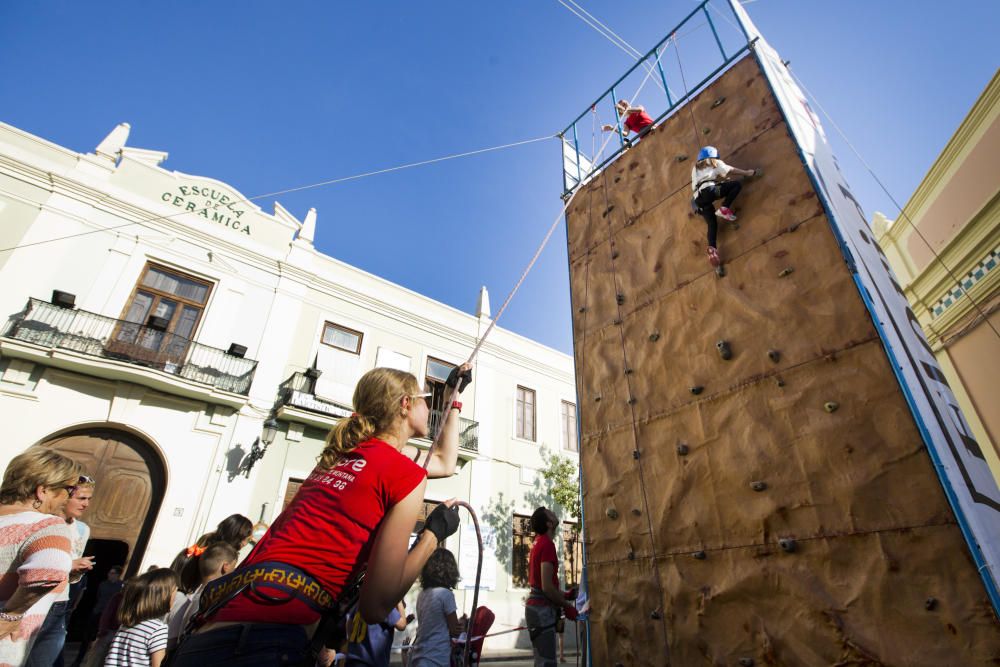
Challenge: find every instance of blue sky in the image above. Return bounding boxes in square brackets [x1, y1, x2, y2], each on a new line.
[2, 1, 997, 355]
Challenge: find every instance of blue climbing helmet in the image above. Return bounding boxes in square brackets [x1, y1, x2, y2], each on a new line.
[697, 146, 719, 161]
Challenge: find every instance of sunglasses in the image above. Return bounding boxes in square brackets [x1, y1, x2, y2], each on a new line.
[66, 475, 96, 498]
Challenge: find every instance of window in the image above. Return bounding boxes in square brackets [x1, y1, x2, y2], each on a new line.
[561, 401, 578, 452]
[321, 322, 363, 354]
[114, 264, 213, 360]
[516, 386, 536, 441]
[282, 478, 305, 511]
[512, 514, 534, 588]
[425, 357, 457, 413]
[561, 523, 583, 587]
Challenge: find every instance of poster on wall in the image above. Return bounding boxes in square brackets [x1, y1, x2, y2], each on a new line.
[726, 0, 1000, 603]
[459, 522, 496, 591]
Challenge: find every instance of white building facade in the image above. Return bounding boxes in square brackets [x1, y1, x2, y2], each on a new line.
[0, 121, 580, 651]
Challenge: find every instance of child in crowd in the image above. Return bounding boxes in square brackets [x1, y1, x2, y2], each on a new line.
[690, 145, 760, 267]
[104, 568, 177, 667]
[602, 99, 654, 144]
[411, 549, 465, 667]
[167, 542, 238, 649]
[346, 600, 409, 667]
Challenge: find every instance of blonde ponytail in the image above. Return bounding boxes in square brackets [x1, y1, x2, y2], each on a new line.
[317, 367, 421, 469]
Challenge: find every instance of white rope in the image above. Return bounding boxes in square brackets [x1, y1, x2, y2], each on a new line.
[555, 0, 672, 98]
[0, 134, 556, 253]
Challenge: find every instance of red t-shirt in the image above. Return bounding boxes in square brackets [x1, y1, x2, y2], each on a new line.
[526, 533, 559, 607]
[215, 438, 426, 624]
[624, 110, 654, 135]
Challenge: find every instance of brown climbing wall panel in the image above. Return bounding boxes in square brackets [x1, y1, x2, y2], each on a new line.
[566, 55, 1000, 665]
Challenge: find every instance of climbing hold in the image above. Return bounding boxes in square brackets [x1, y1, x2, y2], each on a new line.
[778, 267, 794, 278]
[650, 610, 662, 620]
[711, 96, 726, 108]
[632, 450, 641, 460]
[627, 551, 635, 561]
[690, 385, 704, 395]
[692, 550, 707, 560]
[649, 331, 661, 342]
[925, 597, 938, 611]
[753, 167, 764, 178]
[676, 444, 690, 456]
[716, 340, 733, 360]
[578, 306, 587, 313]
[676, 155, 688, 163]
[594, 394, 602, 402]
[613, 318, 622, 325]
[750, 481, 767, 492]
[702, 127, 711, 135]
[624, 217, 635, 226]
[602, 205, 615, 217]
[768, 349, 781, 363]
[631, 508, 641, 516]
[776, 378, 786, 388]
[779, 538, 797, 553]
[606, 508, 619, 520]
[627, 397, 637, 405]
[739, 658, 755, 667]
[611, 250, 619, 259]
[616, 293, 625, 305]
[624, 367, 634, 375]
[824, 401, 840, 413]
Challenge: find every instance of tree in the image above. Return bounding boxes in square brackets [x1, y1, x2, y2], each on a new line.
[539, 448, 581, 521]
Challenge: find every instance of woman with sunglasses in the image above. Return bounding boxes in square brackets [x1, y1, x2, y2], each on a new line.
[0, 448, 83, 667]
[172, 363, 472, 666]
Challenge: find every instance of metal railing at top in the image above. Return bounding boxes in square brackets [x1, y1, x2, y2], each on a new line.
[560, 0, 751, 198]
[3, 298, 258, 395]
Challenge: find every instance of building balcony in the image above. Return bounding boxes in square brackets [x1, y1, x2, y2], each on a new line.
[2, 298, 257, 396]
[276, 371, 480, 453]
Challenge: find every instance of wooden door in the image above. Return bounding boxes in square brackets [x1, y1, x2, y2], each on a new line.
[38, 428, 165, 575]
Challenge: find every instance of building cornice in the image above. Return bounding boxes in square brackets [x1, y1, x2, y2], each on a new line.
[894, 70, 1000, 233]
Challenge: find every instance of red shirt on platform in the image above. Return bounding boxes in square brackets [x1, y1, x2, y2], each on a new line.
[624, 110, 654, 135]
[526, 533, 558, 607]
[215, 438, 426, 625]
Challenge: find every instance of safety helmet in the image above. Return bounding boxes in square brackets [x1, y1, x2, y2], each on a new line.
[697, 146, 719, 161]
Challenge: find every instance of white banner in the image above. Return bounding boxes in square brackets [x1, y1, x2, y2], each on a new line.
[726, 1, 1000, 604]
[459, 522, 496, 591]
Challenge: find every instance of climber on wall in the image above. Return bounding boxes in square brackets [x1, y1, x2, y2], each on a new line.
[602, 99, 654, 144]
[690, 146, 760, 267]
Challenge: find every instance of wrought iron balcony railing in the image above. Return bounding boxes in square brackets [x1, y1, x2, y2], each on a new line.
[3, 298, 258, 395]
[277, 371, 479, 452]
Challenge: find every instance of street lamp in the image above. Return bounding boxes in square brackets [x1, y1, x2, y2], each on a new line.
[236, 418, 281, 479]
[261, 418, 279, 446]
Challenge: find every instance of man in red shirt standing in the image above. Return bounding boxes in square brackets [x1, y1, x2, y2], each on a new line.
[525, 507, 577, 667]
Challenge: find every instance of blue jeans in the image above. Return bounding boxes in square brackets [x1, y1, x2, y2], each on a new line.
[26, 600, 70, 667]
[170, 623, 310, 666]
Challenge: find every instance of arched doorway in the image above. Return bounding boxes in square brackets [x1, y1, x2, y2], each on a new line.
[37, 427, 166, 576]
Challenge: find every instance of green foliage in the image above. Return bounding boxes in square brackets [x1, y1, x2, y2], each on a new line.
[539, 448, 581, 521]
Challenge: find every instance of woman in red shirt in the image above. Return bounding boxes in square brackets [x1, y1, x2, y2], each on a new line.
[171, 365, 471, 666]
[602, 99, 654, 143]
[525, 507, 578, 667]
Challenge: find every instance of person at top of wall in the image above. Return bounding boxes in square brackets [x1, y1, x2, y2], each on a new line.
[602, 99, 654, 144]
[170, 363, 472, 667]
[690, 146, 760, 267]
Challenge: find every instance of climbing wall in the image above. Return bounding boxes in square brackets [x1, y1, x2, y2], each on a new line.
[566, 54, 1000, 666]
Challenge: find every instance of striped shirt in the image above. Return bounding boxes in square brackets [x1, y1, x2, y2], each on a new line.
[104, 619, 168, 667]
[0, 510, 73, 667]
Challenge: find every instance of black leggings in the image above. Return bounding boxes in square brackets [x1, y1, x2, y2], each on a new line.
[694, 181, 742, 248]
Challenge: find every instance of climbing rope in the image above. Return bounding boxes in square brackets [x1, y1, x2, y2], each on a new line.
[0, 134, 556, 253]
[670, 32, 702, 143]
